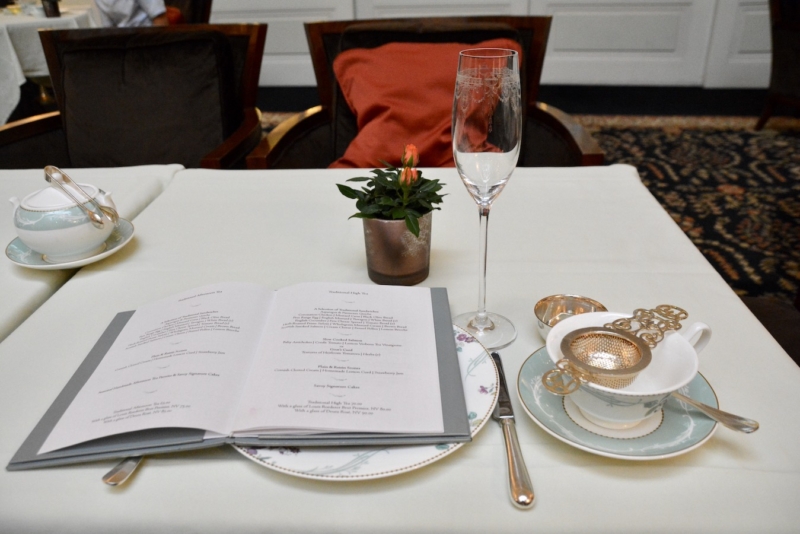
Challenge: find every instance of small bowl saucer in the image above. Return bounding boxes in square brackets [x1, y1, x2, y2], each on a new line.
[5, 218, 135, 270]
[517, 346, 718, 460]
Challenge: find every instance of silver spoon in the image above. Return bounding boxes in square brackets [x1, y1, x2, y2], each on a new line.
[44, 165, 118, 229]
[102, 456, 143, 486]
[671, 392, 759, 433]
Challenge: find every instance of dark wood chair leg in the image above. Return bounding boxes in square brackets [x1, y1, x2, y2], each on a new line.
[755, 97, 775, 130]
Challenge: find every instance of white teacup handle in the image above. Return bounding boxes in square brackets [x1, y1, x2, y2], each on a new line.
[679, 322, 711, 354]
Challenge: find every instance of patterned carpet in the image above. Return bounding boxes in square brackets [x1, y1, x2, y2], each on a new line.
[577, 116, 800, 305]
[261, 112, 800, 305]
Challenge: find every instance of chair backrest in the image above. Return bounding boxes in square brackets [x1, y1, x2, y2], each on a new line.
[771, 0, 800, 29]
[165, 0, 213, 24]
[40, 24, 265, 168]
[305, 17, 551, 163]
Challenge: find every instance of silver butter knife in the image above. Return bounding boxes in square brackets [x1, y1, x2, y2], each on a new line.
[491, 352, 534, 508]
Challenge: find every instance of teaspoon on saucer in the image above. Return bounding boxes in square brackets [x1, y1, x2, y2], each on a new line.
[671, 392, 759, 433]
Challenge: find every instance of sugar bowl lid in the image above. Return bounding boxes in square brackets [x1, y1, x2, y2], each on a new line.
[20, 182, 100, 211]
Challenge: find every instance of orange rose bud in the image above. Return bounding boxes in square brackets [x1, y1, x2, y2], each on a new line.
[402, 144, 419, 168]
[400, 166, 419, 186]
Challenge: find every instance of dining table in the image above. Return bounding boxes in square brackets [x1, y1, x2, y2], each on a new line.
[0, 5, 94, 123]
[0, 164, 797, 532]
[0, 164, 182, 343]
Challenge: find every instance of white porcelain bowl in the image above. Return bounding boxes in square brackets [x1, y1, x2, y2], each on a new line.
[10, 183, 117, 263]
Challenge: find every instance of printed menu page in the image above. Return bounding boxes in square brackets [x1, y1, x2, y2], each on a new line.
[232, 282, 443, 435]
[40, 283, 273, 454]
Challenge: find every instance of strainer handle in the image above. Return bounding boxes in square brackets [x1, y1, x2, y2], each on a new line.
[541, 359, 586, 395]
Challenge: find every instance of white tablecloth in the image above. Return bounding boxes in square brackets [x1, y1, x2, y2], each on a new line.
[0, 7, 94, 123]
[0, 165, 182, 342]
[0, 164, 797, 532]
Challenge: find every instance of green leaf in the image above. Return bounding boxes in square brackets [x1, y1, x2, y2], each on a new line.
[374, 174, 393, 188]
[346, 177, 372, 182]
[360, 204, 383, 215]
[337, 184, 359, 199]
[405, 215, 420, 237]
[418, 180, 440, 192]
[391, 207, 407, 219]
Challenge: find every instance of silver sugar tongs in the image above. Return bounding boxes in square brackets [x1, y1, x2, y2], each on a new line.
[44, 165, 118, 229]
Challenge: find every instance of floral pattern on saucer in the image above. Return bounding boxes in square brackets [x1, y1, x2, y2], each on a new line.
[5, 218, 135, 270]
[233, 327, 498, 480]
[517, 346, 718, 460]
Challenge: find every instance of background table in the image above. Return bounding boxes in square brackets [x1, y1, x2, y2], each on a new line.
[0, 164, 798, 532]
[0, 6, 94, 123]
[0, 164, 182, 342]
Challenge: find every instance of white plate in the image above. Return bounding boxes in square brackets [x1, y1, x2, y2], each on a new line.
[5, 218, 134, 270]
[232, 327, 499, 481]
[517, 346, 718, 461]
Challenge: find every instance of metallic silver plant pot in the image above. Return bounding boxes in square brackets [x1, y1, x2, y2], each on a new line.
[362, 211, 432, 286]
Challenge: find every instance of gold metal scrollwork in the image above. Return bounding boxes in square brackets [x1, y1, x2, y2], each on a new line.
[604, 305, 688, 348]
[542, 359, 587, 396]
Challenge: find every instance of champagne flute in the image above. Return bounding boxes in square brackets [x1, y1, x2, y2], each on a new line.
[452, 48, 522, 349]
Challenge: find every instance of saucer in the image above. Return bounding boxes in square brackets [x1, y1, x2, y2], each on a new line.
[6, 218, 134, 270]
[517, 346, 718, 460]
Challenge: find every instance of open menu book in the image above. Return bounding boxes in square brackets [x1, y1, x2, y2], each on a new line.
[8, 282, 469, 470]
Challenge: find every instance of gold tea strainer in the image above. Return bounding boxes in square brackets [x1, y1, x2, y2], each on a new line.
[542, 305, 688, 395]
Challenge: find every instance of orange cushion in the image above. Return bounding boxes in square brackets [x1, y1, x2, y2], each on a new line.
[330, 38, 523, 169]
[166, 6, 184, 24]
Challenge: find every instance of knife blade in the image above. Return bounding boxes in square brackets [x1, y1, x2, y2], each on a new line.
[491, 352, 534, 508]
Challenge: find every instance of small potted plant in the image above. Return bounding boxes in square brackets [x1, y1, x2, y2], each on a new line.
[337, 144, 445, 285]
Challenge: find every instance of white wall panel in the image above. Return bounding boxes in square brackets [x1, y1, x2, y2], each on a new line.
[530, 1, 716, 86]
[206, 0, 773, 88]
[355, 0, 527, 18]
[210, 0, 354, 86]
[704, 0, 770, 88]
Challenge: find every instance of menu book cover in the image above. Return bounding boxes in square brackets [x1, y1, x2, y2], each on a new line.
[8, 282, 470, 470]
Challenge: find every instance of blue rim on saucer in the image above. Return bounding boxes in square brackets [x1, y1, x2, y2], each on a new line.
[517, 346, 718, 460]
[5, 218, 135, 270]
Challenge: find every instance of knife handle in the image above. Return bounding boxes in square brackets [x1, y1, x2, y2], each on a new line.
[500, 418, 534, 508]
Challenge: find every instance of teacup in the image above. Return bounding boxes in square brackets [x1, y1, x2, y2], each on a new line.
[546, 311, 711, 429]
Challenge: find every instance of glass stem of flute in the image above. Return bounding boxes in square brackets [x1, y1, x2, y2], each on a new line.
[473, 205, 492, 331]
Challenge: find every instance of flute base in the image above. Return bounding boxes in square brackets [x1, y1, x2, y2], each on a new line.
[454, 311, 517, 350]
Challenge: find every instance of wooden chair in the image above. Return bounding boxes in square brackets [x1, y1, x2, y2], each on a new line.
[0, 24, 265, 169]
[247, 17, 603, 170]
[755, 0, 800, 130]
